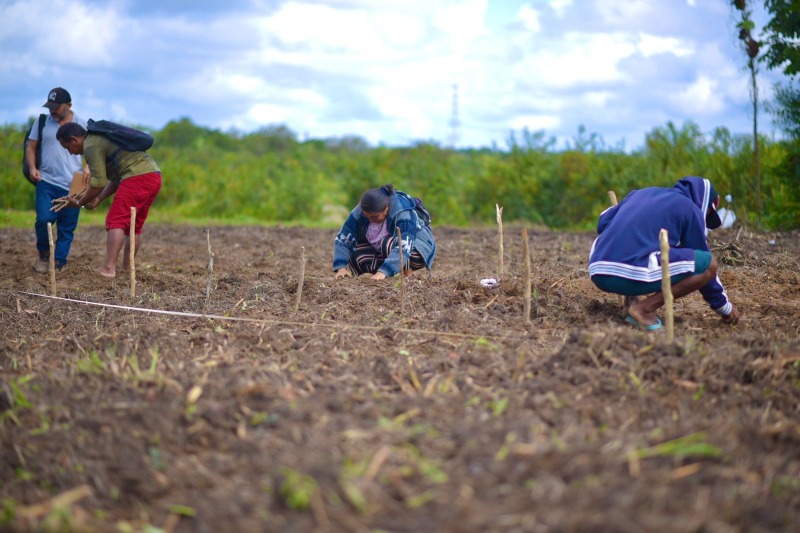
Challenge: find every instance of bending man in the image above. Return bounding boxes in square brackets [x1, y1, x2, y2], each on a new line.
[56, 122, 162, 278]
[588, 176, 740, 330]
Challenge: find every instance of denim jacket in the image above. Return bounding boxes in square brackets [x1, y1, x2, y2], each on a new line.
[333, 191, 436, 277]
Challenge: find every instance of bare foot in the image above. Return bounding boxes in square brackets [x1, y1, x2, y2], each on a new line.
[627, 301, 659, 328]
[96, 266, 116, 278]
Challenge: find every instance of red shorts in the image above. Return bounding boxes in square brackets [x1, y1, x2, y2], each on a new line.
[106, 172, 162, 235]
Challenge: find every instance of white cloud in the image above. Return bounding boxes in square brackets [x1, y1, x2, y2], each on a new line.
[669, 75, 725, 114]
[0, 0, 784, 149]
[0, 0, 119, 69]
[519, 32, 637, 88]
[516, 5, 541, 32]
[548, 0, 573, 18]
[510, 113, 560, 131]
[637, 34, 694, 58]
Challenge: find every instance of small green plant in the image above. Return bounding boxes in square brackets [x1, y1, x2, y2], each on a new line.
[29, 414, 51, 436]
[692, 384, 706, 401]
[76, 351, 106, 374]
[339, 459, 369, 513]
[635, 432, 722, 460]
[9, 376, 34, 409]
[148, 446, 165, 470]
[628, 372, 645, 395]
[406, 490, 435, 508]
[402, 445, 448, 484]
[771, 475, 800, 498]
[495, 432, 517, 462]
[474, 337, 490, 347]
[167, 504, 196, 517]
[148, 346, 160, 375]
[279, 467, 317, 510]
[15, 468, 33, 481]
[0, 498, 15, 525]
[489, 397, 509, 417]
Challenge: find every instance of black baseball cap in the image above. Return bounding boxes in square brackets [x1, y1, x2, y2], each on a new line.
[43, 87, 71, 108]
[706, 184, 722, 229]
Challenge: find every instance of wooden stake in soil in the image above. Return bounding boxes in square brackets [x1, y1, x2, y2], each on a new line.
[294, 246, 306, 313]
[396, 227, 405, 312]
[659, 228, 675, 342]
[205, 228, 215, 309]
[496, 204, 504, 280]
[47, 222, 56, 296]
[130, 207, 137, 299]
[522, 227, 532, 325]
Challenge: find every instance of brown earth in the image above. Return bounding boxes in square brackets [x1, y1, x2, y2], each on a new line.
[1, 223, 799, 532]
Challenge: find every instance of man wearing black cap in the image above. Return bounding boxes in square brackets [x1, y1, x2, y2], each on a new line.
[24, 87, 88, 273]
[588, 176, 740, 330]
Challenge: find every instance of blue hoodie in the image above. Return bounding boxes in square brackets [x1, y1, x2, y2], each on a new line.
[588, 177, 732, 315]
[333, 191, 436, 277]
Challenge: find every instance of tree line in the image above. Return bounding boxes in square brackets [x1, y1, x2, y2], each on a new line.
[0, 117, 797, 230]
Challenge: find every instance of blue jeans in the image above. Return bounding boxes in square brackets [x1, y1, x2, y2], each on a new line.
[35, 180, 80, 267]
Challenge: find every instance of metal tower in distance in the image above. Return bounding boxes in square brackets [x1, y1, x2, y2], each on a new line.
[447, 83, 460, 149]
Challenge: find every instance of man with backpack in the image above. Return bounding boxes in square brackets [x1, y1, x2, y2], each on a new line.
[55, 121, 162, 279]
[24, 87, 87, 273]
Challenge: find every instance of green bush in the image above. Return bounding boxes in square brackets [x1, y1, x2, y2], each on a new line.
[1, 117, 797, 230]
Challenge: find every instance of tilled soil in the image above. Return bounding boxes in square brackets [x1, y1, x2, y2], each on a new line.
[1, 224, 799, 532]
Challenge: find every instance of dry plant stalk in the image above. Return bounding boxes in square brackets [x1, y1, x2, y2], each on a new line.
[47, 222, 56, 295]
[294, 246, 306, 313]
[522, 227, 531, 325]
[496, 204, 504, 280]
[205, 228, 215, 309]
[659, 228, 674, 342]
[396, 227, 405, 312]
[130, 207, 137, 299]
[50, 187, 87, 212]
[17, 484, 92, 520]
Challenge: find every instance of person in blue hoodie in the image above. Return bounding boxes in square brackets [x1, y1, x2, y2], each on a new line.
[333, 184, 436, 280]
[588, 176, 740, 330]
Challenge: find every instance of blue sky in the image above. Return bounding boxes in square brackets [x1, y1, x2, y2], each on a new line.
[0, 0, 784, 150]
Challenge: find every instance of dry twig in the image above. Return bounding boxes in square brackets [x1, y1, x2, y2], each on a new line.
[205, 229, 215, 309]
[522, 227, 531, 325]
[496, 204, 504, 280]
[50, 187, 87, 212]
[130, 207, 137, 299]
[660, 229, 674, 342]
[47, 222, 56, 295]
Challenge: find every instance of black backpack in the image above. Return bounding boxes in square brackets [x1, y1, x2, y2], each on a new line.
[22, 114, 47, 186]
[86, 119, 154, 152]
[86, 119, 154, 180]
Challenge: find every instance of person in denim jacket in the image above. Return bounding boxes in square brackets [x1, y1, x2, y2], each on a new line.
[333, 184, 435, 280]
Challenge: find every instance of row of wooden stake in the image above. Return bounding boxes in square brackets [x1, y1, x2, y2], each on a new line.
[44, 208, 137, 299]
[45, 200, 673, 340]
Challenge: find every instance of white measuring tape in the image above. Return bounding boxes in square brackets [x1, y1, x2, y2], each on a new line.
[14, 291, 517, 340]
